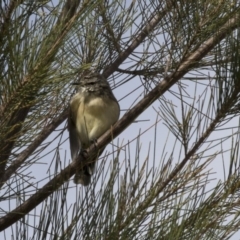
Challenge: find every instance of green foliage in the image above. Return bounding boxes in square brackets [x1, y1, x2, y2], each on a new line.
[1, 0, 240, 239]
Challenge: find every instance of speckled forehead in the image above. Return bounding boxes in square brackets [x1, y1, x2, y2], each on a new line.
[81, 85, 96, 92]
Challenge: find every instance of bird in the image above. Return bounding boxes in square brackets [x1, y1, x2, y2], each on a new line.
[68, 73, 120, 186]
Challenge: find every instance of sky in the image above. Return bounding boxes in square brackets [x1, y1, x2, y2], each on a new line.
[1, 0, 240, 239]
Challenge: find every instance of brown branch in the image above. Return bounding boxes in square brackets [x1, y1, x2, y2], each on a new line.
[116, 67, 165, 76]
[0, 0, 170, 187]
[0, 12, 238, 232]
[0, 109, 68, 188]
[117, 57, 233, 76]
[117, 16, 240, 231]
[0, 0, 24, 41]
[0, 0, 81, 177]
[102, 1, 173, 78]
[97, 2, 122, 53]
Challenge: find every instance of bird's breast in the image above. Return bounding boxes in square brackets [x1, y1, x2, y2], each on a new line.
[75, 95, 120, 147]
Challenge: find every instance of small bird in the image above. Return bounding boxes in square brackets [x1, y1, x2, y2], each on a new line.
[68, 73, 120, 186]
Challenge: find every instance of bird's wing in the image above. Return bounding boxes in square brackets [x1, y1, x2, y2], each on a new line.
[68, 99, 81, 160]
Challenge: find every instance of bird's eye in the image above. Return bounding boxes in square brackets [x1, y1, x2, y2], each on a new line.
[86, 82, 96, 85]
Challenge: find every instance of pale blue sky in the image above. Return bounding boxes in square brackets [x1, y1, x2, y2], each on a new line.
[1, 1, 240, 239]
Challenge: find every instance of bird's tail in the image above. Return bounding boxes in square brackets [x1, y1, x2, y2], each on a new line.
[74, 161, 96, 186]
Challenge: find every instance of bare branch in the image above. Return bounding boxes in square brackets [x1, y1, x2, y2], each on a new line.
[0, 109, 68, 188]
[0, 0, 82, 176]
[0, 11, 239, 231]
[102, 1, 173, 78]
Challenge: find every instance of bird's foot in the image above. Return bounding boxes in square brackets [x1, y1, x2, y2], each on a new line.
[80, 149, 88, 159]
[90, 138, 99, 151]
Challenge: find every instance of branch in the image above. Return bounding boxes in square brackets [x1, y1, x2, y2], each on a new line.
[0, 0, 82, 176]
[102, 1, 173, 78]
[0, 12, 239, 231]
[0, 0, 24, 42]
[116, 67, 165, 76]
[0, 109, 68, 188]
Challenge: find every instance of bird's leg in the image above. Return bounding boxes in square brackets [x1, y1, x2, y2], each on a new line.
[90, 138, 99, 151]
[79, 148, 88, 160]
